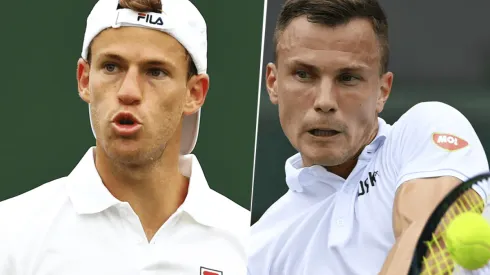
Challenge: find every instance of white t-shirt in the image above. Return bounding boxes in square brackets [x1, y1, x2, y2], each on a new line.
[0, 147, 250, 275]
[248, 102, 489, 275]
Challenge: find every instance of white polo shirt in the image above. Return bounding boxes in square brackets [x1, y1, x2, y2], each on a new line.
[0, 147, 250, 275]
[248, 102, 489, 275]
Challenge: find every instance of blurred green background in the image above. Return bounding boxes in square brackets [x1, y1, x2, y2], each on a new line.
[0, 0, 264, 210]
[251, 0, 490, 224]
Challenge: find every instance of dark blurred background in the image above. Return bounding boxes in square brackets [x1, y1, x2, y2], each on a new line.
[0, 0, 264, 210]
[251, 0, 490, 224]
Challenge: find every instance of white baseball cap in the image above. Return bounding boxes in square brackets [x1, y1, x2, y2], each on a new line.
[81, 0, 207, 155]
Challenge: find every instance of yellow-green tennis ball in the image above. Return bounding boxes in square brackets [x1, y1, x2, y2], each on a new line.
[445, 212, 490, 270]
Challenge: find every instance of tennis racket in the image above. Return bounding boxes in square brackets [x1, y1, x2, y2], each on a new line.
[408, 173, 490, 275]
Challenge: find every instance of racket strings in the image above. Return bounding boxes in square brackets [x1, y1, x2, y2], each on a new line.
[420, 188, 486, 275]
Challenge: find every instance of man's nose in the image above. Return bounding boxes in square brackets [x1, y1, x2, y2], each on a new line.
[313, 78, 338, 113]
[117, 67, 142, 105]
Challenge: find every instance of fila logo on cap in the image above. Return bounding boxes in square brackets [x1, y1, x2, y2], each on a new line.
[200, 267, 223, 275]
[137, 13, 163, 26]
[432, 133, 469, 151]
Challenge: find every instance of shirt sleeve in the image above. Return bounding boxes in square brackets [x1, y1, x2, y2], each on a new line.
[392, 102, 489, 202]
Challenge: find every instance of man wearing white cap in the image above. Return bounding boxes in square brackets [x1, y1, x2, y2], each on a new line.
[0, 0, 249, 274]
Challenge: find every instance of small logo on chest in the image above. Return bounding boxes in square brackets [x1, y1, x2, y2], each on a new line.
[358, 170, 379, 197]
[201, 267, 223, 275]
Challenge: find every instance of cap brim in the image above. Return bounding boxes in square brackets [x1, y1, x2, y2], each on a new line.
[180, 109, 200, 155]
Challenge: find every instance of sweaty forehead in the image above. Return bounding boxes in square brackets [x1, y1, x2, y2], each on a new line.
[277, 16, 381, 68]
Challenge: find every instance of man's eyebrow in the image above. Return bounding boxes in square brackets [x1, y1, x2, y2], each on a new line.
[96, 53, 177, 69]
[144, 60, 172, 66]
[337, 63, 370, 72]
[97, 53, 126, 62]
[286, 59, 321, 73]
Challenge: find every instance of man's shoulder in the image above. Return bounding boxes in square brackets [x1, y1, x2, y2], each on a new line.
[250, 190, 298, 239]
[0, 177, 70, 231]
[385, 101, 474, 147]
[384, 101, 488, 189]
[205, 189, 250, 230]
[394, 101, 467, 128]
[248, 190, 306, 273]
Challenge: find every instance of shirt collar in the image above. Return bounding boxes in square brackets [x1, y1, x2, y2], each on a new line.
[359, 117, 390, 160]
[67, 148, 120, 214]
[176, 154, 218, 227]
[67, 147, 225, 229]
[285, 117, 392, 192]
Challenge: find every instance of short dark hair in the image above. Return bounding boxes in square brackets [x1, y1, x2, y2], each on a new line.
[86, 0, 198, 79]
[274, 0, 390, 74]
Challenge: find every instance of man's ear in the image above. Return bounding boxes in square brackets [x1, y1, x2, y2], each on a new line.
[266, 63, 279, 105]
[77, 58, 91, 104]
[183, 74, 209, 115]
[376, 71, 393, 114]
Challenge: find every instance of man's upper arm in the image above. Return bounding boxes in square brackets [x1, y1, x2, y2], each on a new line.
[392, 102, 489, 201]
[380, 102, 488, 274]
[390, 102, 489, 234]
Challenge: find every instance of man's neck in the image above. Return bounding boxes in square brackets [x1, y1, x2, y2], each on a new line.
[94, 145, 189, 242]
[324, 121, 380, 179]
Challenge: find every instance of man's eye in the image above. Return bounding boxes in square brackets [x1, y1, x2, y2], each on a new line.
[148, 69, 167, 78]
[295, 70, 310, 79]
[338, 74, 361, 85]
[104, 64, 117, 72]
[340, 74, 355, 82]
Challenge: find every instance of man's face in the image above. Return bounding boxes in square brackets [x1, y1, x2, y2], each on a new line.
[266, 17, 393, 167]
[77, 27, 208, 165]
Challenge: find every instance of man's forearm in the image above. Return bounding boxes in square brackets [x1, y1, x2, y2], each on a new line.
[382, 177, 468, 275]
[380, 191, 481, 275]
[379, 222, 424, 275]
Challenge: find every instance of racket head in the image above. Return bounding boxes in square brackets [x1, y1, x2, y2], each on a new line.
[407, 172, 490, 275]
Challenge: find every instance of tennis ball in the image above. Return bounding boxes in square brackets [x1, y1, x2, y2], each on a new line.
[445, 212, 490, 270]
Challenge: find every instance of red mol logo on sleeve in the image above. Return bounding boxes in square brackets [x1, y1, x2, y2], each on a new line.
[200, 267, 223, 275]
[432, 133, 468, 151]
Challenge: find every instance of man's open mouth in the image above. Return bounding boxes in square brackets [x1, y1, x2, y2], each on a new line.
[113, 112, 140, 126]
[308, 129, 340, 137]
[119, 118, 135, 125]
